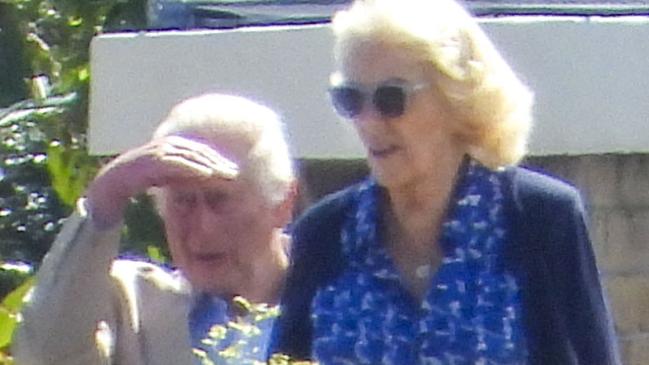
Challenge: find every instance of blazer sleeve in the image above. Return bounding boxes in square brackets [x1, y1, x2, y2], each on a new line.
[270, 188, 351, 360]
[12, 199, 125, 365]
[510, 168, 621, 365]
[547, 190, 620, 364]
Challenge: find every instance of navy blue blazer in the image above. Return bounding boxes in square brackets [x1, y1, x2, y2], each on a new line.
[272, 166, 621, 364]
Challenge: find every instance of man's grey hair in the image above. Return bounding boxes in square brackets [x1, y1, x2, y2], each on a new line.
[153, 93, 295, 205]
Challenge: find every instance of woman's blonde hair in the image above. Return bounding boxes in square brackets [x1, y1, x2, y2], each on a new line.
[332, 0, 533, 169]
[153, 93, 294, 205]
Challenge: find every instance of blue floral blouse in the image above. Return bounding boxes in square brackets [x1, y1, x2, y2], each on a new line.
[189, 294, 275, 365]
[310, 161, 528, 364]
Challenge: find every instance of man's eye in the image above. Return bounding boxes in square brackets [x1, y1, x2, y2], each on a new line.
[172, 192, 196, 207]
[205, 191, 228, 209]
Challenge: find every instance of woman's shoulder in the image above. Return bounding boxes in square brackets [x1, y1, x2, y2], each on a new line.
[502, 165, 590, 257]
[503, 165, 584, 209]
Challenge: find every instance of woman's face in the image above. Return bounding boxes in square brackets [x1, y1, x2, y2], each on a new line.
[335, 41, 465, 190]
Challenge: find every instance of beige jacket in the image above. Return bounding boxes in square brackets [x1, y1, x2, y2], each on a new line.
[13, 200, 197, 365]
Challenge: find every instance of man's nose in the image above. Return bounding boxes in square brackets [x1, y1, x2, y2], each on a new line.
[184, 199, 222, 250]
[193, 197, 221, 232]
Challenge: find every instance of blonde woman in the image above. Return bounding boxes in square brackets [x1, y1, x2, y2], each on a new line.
[273, 0, 620, 364]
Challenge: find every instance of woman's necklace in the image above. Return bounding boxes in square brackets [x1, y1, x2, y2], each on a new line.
[415, 263, 432, 280]
[384, 210, 441, 295]
[381, 191, 448, 300]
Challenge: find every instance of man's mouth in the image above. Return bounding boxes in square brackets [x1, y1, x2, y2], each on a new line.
[369, 145, 399, 158]
[194, 252, 226, 263]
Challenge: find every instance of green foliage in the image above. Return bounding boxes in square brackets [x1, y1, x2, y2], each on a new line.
[0, 276, 33, 348]
[0, 0, 158, 359]
[121, 193, 169, 260]
[46, 140, 97, 207]
[0, 0, 120, 264]
[0, 0, 154, 263]
[0, 98, 70, 263]
[0, 4, 29, 106]
[0, 262, 31, 299]
[0, 263, 34, 364]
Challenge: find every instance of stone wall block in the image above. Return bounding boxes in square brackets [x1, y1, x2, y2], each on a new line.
[618, 154, 649, 209]
[619, 336, 649, 365]
[526, 155, 622, 209]
[296, 159, 368, 211]
[606, 275, 649, 335]
[600, 209, 649, 273]
[589, 208, 610, 269]
[562, 155, 621, 210]
[524, 155, 579, 180]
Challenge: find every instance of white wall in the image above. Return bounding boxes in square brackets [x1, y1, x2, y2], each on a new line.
[89, 17, 649, 157]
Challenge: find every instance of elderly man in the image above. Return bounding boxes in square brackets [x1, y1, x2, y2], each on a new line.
[13, 93, 296, 364]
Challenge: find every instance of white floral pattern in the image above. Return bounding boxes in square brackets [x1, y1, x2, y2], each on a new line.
[189, 295, 275, 364]
[311, 161, 528, 364]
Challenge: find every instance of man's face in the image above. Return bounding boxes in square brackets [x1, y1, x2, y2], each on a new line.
[159, 175, 281, 297]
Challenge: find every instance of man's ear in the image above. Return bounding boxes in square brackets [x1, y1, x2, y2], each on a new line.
[272, 180, 298, 229]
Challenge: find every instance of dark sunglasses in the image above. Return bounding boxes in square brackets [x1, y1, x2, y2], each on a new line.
[328, 79, 429, 119]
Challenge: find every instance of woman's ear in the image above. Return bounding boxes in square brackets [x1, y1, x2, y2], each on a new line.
[272, 180, 298, 229]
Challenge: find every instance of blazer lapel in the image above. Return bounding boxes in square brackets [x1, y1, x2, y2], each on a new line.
[137, 280, 196, 364]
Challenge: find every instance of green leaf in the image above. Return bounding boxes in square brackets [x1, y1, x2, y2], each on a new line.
[232, 296, 253, 314]
[0, 276, 33, 349]
[1, 276, 34, 313]
[0, 308, 17, 349]
[0, 93, 76, 127]
[46, 142, 71, 205]
[67, 16, 82, 27]
[146, 246, 167, 265]
[46, 142, 95, 207]
[77, 66, 89, 82]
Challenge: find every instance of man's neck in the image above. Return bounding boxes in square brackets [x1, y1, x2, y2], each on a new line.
[239, 231, 290, 305]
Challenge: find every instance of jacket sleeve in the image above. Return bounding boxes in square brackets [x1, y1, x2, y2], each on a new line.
[270, 188, 350, 360]
[12, 199, 125, 365]
[546, 191, 621, 365]
[510, 168, 621, 365]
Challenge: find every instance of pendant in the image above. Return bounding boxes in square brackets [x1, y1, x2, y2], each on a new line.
[415, 264, 431, 279]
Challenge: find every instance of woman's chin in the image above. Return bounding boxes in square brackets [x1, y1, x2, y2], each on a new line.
[371, 170, 407, 191]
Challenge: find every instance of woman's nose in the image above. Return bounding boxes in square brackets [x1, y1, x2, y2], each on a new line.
[353, 105, 384, 131]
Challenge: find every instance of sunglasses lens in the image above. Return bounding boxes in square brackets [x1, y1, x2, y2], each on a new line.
[330, 86, 363, 118]
[374, 85, 406, 118]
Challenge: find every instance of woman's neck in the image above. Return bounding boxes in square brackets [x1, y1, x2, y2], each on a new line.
[383, 153, 465, 300]
[386, 154, 465, 247]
